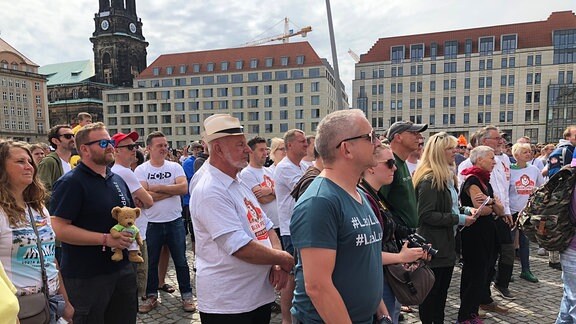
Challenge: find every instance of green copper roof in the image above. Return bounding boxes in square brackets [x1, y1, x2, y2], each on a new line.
[39, 60, 94, 86]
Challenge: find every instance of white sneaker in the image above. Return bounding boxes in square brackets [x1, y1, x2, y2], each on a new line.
[537, 248, 548, 256]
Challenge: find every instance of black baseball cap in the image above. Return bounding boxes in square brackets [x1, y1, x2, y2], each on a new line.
[386, 121, 428, 140]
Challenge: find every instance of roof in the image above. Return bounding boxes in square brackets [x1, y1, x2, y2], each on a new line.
[138, 41, 324, 79]
[360, 11, 576, 64]
[0, 37, 38, 66]
[39, 60, 95, 86]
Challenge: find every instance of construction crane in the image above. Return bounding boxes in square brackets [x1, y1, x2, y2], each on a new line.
[242, 17, 312, 47]
[348, 49, 360, 63]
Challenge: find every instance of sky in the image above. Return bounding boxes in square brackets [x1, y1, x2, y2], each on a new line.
[1, 0, 575, 95]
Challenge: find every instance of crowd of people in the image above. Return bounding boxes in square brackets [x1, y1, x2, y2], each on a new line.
[1, 109, 576, 324]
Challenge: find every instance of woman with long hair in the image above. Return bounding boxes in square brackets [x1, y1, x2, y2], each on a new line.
[0, 140, 73, 322]
[412, 132, 476, 324]
[457, 146, 505, 323]
[358, 145, 424, 324]
[267, 137, 286, 173]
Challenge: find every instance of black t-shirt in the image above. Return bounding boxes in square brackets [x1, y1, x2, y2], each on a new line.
[50, 162, 134, 278]
[460, 175, 495, 228]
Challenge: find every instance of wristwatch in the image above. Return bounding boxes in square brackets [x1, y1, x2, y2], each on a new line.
[379, 315, 393, 324]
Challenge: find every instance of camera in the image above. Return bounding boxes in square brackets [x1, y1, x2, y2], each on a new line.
[406, 233, 438, 257]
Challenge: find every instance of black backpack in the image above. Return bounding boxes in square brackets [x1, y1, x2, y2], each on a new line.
[517, 166, 576, 252]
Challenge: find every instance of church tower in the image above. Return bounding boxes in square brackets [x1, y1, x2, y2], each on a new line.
[90, 0, 148, 87]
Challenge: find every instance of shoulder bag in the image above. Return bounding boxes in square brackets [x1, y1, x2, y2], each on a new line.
[17, 205, 51, 324]
[384, 259, 435, 306]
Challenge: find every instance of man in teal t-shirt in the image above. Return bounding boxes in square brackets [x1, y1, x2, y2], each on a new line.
[379, 121, 427, 231]
[290, 109, 389, 324]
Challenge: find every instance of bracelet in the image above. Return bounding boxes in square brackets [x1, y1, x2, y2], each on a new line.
[102, 233, 108, 252]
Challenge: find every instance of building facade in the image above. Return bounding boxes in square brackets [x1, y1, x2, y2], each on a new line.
[102, 41, 348, 148]
[0, 37, 50, 142]
[353, 11, 576, 143]
[39, 60, 114, 127]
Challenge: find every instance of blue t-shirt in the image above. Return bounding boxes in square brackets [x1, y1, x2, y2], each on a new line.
[290, 177, 383, 324]
[50, 162, 134, 278]
[182, 156, 196, 207]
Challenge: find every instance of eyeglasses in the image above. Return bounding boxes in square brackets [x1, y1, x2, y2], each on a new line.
[84, 139, 115, 149]
[59, 133, 75, 139]
[459, 146, 467, 149]
[116, 143, 139, 150]
[336, 131, 377, 148]
[377, 159, 396, 169]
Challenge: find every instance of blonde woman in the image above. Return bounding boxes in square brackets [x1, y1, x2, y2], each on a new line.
[267, 137, 286, 173]
[413, 132, 476, 324]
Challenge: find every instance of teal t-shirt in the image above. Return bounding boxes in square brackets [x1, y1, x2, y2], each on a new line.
[290, 177, 384, 324]
[379, 153, 418, 229]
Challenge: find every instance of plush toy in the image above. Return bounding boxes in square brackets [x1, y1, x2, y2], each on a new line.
[110, 206, 144, 263]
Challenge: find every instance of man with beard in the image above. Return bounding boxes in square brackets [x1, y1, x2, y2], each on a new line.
[38, 124, 75, 202]
[134, 131, 194, 313]
[190, 114, 293, 323]
[51, 122, 138, 323]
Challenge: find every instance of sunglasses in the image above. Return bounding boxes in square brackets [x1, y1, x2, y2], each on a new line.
[116, 143, 139, 150]
[377, 159, 396, 169]
[84, 139, 115, 149]
[459, 146, 467, 149]
[59, 133, 75, 139]
[336, 131, 377, 148]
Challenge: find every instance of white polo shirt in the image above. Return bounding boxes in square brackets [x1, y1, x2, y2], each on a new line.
[190, 163, 275, 313]
[273, 157, 307, 236]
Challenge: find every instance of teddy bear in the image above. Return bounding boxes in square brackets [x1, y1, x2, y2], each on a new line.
[110, 206, 144, 263]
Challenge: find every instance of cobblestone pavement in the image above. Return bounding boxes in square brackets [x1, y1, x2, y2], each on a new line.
[137, 242, 564, 323]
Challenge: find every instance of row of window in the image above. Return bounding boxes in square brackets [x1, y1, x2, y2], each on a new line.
[2, 106, 43, 118]
[109, 121, 317, 139]
[107, 95, 321, 114]
[359, 55, 543, 79]
[391, 34, 524, 63]
[370, 91, 540, 110]
[108, 108, 322, 126]
[0, 61, 37, 73]
[372, 109, 536, 128]
[141, 68, 322, 88]
[0, 79, 41, 90]
[2, 120, 33, 130]
[365, 73, 543, 96]
[152, 55, 307, 76]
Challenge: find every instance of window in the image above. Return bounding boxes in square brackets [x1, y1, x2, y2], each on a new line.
[281, 56, 288, 66]
[311, 109, 320, 118]
[265, 58, 273, 67]
[203, 76, 214, 84]
[430, 63, 436, 74]
[311, 82, 320, 92]
[430, 81, 436, 91]
[508, 75, 515, 86]
[311, 95, 320, 105]
[509, 57, 515, 67]
[464, 95, 470, 107]
[465, 61, 471, 72]
[451, 79, 456, 89]
[262, 72, 272, 80]
[479, 37, 494, 56]
[233, 100, 243, 109]
[535, 55, 541, 65]
[527, 55, 534, 66]
[479, 77, 485, 88]
[410, 44, 424, 61]
[430, 98, 435, 108]
[279, 84, 288, 94]
[309, 68, 320, 77]
[430, 42, 437, 60]
[501, 35, 517, 54]
[535, 73, 541, 84]
[250, 59, 258, 68]
[203, 89, 213, 98]
[232, 87, 243, 96]
[217, 75, 229, 83]
[444, 41, 458, 59]
[153, 67, 160, 76]
[527, 73, 533, 85]
[275, 71, 288, 80]
[280, 110, 288, 119]
[193, 64, 200, 73]
[207, 63, 214, 72]
[450, 96, 456, 107]
[291, 69, 304, 79]
[204, 101, 214, 110]
[217, 88, 228, 97]
[295, 83, 303, 93]
[501, 58, 508, 68]
[508, 93, 514, 104]
[501, 76, 507, 86]
[236, 60, 243, 69]
[248, 86, 258, 95]
[479, 60, 485, 70]
[264, 98, 272, 107]
[295, 96, 304, 106]
[231, 74, 243, 82]
[444, 62, 457, 73]
[296, 55, 305, 65]
[554, 30, 576, 64]
[221, 62, 228, 71]
[465, 39, 473, 56]
[534, 91, 540, 103]
[191, 77, 200, 85]
[443, 80, 449, 91]
[279, 97, 288, 107]
[526, 92, 532, 103]
[391, 46, 404, 63]
[248, 112, 259, 121]
[295, 110, 304, 119]
[247, 99, 259, 108]
[248, 73, 258, 81]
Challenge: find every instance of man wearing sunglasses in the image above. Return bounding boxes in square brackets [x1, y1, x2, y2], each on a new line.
[38, 125, 75, 203]
[51, 122, 139, 323]
[379, 121, 427, 235]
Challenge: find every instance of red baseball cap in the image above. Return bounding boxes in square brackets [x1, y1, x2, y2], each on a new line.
[111, 131, 139, 146]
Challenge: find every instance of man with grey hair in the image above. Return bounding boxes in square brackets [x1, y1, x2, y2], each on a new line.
[191, 114, 293, 322]
[291, 109, 390, 323]
[273, 128, 308, 323]
[458, 125, 514, 312]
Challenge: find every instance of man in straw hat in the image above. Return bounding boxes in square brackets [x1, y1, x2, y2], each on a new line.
[190, 114, 294, 323]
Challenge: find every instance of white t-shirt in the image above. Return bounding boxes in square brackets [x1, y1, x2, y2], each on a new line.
[190, 163, 275, 313]
[111, 164, 149, 240]
[60, 157, 71, 174]
[239, 165, 279, 229]
[134, 160, 185, 223]
[406, 160, 418, 176]
[273, 157, 308, 236]
[509, 164, 545, 213]
[0, 207, 59, 296]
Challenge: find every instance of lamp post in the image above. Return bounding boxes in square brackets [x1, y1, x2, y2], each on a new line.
[325, 0, 344, 110]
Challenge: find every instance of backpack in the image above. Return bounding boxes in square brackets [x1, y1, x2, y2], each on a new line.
[547, 144, 574, 177]
[517, 166, 576, 252]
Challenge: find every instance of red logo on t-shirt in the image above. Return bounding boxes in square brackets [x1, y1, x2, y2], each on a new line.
[261, 175, 274, 189]
[515, 174, 535, 195]
[244, 198, 269, 241]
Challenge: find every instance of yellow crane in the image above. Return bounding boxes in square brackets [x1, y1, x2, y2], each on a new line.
[242, 17, 312, 47]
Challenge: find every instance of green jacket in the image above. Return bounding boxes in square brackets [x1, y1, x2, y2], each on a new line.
[37, 152, 64, 205]
[415, 177, 468, 268]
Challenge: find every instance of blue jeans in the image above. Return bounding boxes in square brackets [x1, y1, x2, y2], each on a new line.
[518, 230, 531, 272]
[145, 218, 193, 299]
[382, 276, 401, 324]
[557, 247, 576, 323]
